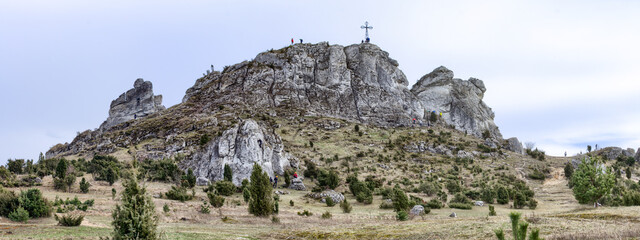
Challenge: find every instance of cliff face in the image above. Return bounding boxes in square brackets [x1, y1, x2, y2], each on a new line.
[100, 78, 165, 130]
[184, 43, 499, 137]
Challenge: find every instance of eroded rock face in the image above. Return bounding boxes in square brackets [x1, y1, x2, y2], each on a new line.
[505, 137, 524, 154]
[411, 66, 502, 139]
[181, 119, 293, 186]
[100, 78, 165, 130]
[183, 43, 501, 138]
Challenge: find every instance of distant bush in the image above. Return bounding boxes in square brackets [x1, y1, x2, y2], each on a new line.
[304, 160, 318, 180]
[163, 204, 170, 213]
[181, 168, 196, 189]
[528, 199, 538, 209]
[297, 209, 312, 217]
[19, 188, 52, 218]
[448, 202, 472, 210]
[426, 199, 443, 209]
[140, 158, 182, 183]
[446, 180, 462, 193]
[87, 155, 121, 185]
[7, 159, 24, 174]
[165, 185, 193, 202]
[564, 162, 574, 179]
[340, 200, 352, 213]
[8, 206, 29, 223]
[317, 169, 339, 189]
[392, 188, 410, 212]
[418, 181, 440, 196]
[0, 187, 19, 217]
[79, 178, 90, 193]
[379, 200, 394, 209]
[528, 169, 546, 180]
[513, 192, 526, 209]
[325, 197, 335, 207]
[450, 193, 472, 205]
[489, 205, 496, 216]
[321, 211, 332, 219]
[223, 164, 233, 182]
[481, 187, 495, 204]
[496, 186, 510, 204]
[396, 210, 409, 221]
[55, 213, 84, 226]
[242, 188, 251, 203]
[526, 148, 546, 160]
[215, 180, 236, 196]
[199, 201, 210, 214]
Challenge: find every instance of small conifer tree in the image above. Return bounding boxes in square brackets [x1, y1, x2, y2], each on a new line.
[111, 178, 158, 240]
[223, 164, 233, 182]
[248, 164, 273, 216]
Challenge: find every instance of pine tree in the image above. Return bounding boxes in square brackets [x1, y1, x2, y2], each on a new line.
[111, 178, 158, 240]
[572, 156, 615, 207]
[392, 188, 409, 212]
[223, 164, 233, 182]
[79, 178, 90, 193]
[55, 159, 67, 179]
[248, 164, 273, 217]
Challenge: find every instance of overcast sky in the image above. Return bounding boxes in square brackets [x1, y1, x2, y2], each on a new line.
[1, 0, 639, 165]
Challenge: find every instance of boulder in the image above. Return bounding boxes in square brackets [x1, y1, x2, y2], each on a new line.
[34, 177, 42, 184]
[449, 212, 457, 218]
[274, 190, 289, 195]
[474, 201, 484, 206]
[505, 137, 524, 154]
[600, 147, 623, 160]
[306, 190, 345, 204]
[484, 138, 499, 149]
[100, 78, 165, 130]
[410, 205, 425, 216]
[181, 119, 292, 186]
[196, 177, 210, 186]
[622, 148, 636, 158]
[289, 177, 306, 191]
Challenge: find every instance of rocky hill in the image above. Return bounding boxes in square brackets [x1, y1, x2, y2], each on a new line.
[46, 42, 509, 184]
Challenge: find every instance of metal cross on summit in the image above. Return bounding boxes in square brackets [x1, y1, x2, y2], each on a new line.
[361, 21, 373, 43]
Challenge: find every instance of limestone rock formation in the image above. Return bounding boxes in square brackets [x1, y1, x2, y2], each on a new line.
[100, 78, 165, 130]
[288, 177, 306, 191]
[410, 205, 425, 216]
[180, 119, 293, 186]
[411, 66, 502, 139]
[599, 147, 623, 160]
[505, 137, 524, 154]
[183, 43, 500, 138]
[306, 190, 345, 204]
[636, 148, 640, 162]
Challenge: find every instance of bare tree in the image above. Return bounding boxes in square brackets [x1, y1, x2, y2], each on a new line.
[524, 142, 535, 150]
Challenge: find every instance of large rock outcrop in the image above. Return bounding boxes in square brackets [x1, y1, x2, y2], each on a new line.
[183, 43, 500, 138]
[100, 78, 165, 130]
[411, 66, 501, 139]
[180, 119, 294, 186]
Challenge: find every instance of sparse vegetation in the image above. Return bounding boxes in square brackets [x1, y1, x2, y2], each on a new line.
[111, 178, 158, 240]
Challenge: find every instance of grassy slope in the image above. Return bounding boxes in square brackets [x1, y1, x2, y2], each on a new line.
[9, 116, 640, 239]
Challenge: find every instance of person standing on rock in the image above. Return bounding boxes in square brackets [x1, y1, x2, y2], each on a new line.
[300, 39, 303, 43]
[291, 38, 294, 44]
[273, 175, 278, 188]
[293, 172, 298, 178]
[413, 118, 416, 124]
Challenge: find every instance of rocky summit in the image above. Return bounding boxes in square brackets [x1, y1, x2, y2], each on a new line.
[47, 42, 505, 184]
[100, 78, 165, 130]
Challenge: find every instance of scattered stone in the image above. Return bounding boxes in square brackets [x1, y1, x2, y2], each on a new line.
[474, 201, 484, 207]
[410, 205, 425, 216]
[274, 190, 289, 195]
[449, 212, 457, 218]
[153, 193, 161, 198]
[456, 151, 474, 159]
[34, 177, 42, 184]
[377, 163, 390, 170]
[196, 177, 210, 186]
[306, 190, 344, 204]
[289, 177, 306, 191]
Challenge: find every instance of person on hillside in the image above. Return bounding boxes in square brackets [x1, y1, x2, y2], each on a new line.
[293, 172, 298, 178]
[291, 38, 294, 44]
[273, 175, 278, 188]
[413, 118, 416, 124]
[300, 39, 303, 43]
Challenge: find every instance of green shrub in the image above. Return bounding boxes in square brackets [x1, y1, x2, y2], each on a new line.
[248, 164, 273, 217]
[418, 181, 440, 196]
[163, 204, 170, 213]
[396, 210, 409, 221]
[200, 201, 210, 214]
[528, 199, 538, 209]
[448, 202, 472, 210]
[79, 178, 90, 193]
[139, 158, 182, 183]
[426, 199, 443, 209]
[392, 188, 409, 212]
[451, 193, 472, 204]
[112, 188, 116, 200]
[513, 192, 526, 209]
[215, 181, 236, 196]
[446, 180, 462, 193]
[7, 159, 24, 174]
[55, 213, 84, 226]
[481, 187, 495, 204]
[494, 212, 543, 240]
[321, 211, 332, 219]
[340, 200, 352, 213]
[304, 160, 318, 180]
[496, 186, 509, 204]
[379, 200, 394, 209]
[165, 185, 193, 202]
[489, 205, 496, 216]
[18, 188, 51, 218]
[181, 168, 196, 189]
[356, 190, 373, 204]
[271, 216, 280, 223]
[528, 169, 546, 180]
[242, 188, 251, 203]
[297, 210, 312, 217]
[223, 164, 233, 182]
[0, 188, 19, 217]
[325, 197, 335, 207]
[87, 155, 121, 185]
[317, 169, 340, 189]
[111, 178, 158, 240]
[8, 206, 29, 223]
[564, 162, 574, 179]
